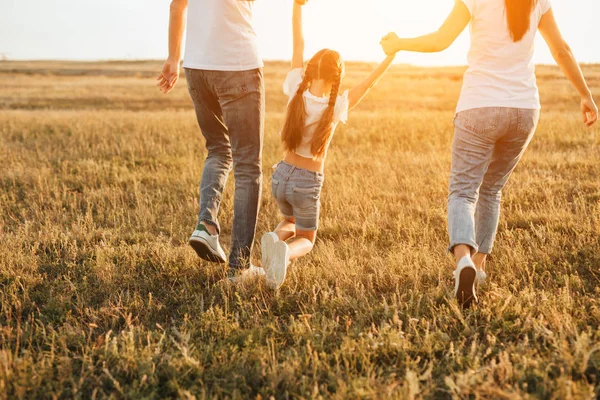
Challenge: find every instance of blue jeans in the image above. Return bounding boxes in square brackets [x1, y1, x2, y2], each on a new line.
[448, 107, 540, 255]
[185, 68, 265, 268]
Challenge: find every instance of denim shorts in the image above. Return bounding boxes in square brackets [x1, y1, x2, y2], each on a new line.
[271, 161, 324, 231]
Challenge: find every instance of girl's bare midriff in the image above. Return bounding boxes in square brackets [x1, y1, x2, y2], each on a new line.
[283, 151, 325, 174]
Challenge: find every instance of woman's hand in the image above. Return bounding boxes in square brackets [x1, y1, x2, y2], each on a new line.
[380, 32, 400, 56]
[157, 58, 180, 94]
[581, 95, 598, 128]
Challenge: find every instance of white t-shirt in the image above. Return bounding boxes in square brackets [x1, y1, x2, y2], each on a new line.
[457, 0, 552, 113]
[283, 68, 350, 159]
[183, 0, 263, 71]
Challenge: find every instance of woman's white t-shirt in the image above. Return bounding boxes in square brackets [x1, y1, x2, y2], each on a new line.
[282, 68, 350, 159]
[183, 0, 263, 71]
[457, 0, 552, 113]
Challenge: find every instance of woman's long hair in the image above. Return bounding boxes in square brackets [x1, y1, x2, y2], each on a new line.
[505, 0, 538, 42]
[281, 49, 345, 159]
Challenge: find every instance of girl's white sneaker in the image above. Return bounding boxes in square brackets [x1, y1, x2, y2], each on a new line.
[261, 232, 279, 273]
[265, 240, 290, 290]
[454, 255, 478, 309]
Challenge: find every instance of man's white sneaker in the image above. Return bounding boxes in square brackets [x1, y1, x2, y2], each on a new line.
[189, 224, 227, 263]
[454, 255, 478, 309]
[229, 265, 266, 283]
[264, 240, 290, 290]
[261, 232, 279, 273]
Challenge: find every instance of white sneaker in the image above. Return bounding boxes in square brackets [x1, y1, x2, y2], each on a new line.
[454, 255, 478, 308]
[189, 225, 227, 263]
[261, 232, 279, 272]
[244, 265, 266, 278]
[264, 240, 290, 290]
[229, 265, 265, 283]
[476, 269, 487, 285]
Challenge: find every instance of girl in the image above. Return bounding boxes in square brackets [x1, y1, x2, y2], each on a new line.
[381, 0, 598, 308]
[260, 0, 395, 289]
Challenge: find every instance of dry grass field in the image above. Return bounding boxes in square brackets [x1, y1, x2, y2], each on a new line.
[1, 60, 600, 399]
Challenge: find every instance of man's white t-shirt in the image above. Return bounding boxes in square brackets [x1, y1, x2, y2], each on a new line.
[183, 0, 263, 71]
[457, 0, 552, 113]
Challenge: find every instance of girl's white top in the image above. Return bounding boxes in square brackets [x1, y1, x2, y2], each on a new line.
[457, 0, 552, 113]
[283, 68, 350, 159]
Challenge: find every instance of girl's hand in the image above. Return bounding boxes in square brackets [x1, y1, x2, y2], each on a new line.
[581, 95, 598, 128]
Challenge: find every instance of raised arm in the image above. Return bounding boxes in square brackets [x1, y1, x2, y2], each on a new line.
[157, 0, 188, 94]
[381, 1, 470, 54]
[291, 0, 308, 69]
[347, 55, 395, 111]
[539, 9, 597, 127]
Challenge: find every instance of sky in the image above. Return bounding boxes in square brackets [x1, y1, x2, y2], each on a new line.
[1, 0, 598, 66]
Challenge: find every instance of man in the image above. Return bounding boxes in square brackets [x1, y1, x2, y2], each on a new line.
[157, 0, 264, 274]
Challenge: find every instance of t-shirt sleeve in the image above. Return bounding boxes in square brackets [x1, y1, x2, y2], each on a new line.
[539, 0, 552, 14]
[460, 0, 474, 15]
[333, 90, 350, 125]
[283, 68, 304, 97]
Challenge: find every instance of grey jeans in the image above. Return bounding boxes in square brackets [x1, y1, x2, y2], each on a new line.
[185, 68, 265, 268]
[448, 107, 540, 255]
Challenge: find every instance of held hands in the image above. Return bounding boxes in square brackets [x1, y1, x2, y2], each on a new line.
[581, 95, 598, 128]
[294, 0, 309, 5]
[157, 58, 180, 94]
[380, 32, 400, 56]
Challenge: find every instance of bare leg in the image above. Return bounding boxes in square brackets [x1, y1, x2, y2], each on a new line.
[453, 244, 472, 265]
[472, 253, 488, 270]
[274, 217, 296, 242]
[201, 221, 218, 236]
[287, 229, 316, 260]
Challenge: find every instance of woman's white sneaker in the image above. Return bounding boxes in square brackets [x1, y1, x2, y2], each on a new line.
[476, 269, 487, 285]
[454, 255, 478, 309]
[189, 224, 227, 263]
[264, 240, 290, 290]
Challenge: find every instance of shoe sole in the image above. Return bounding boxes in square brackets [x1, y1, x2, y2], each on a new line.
[189, 237, 226, 264]
[456, 267, 477, 309]
[261, 233, 278, 274]
[266, 241, 288, 290]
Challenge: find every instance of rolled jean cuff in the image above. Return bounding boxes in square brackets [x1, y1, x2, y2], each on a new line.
[448, 239, 479, 256]
[477, 245, 493, 255]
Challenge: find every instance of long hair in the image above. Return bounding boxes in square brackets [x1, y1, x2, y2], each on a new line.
[505, 0, 538, 42]
[280, 49, 345, 159]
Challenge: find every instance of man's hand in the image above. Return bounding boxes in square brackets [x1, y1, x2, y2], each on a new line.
[380, 32, 400, 56]
[157, 58, 180, 94]
[581, 95, 598, 128]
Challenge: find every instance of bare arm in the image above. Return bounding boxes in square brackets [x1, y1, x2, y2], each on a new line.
[348, 55, 395, 111]
[539, 8, 597, 127]
[157, 0, 188, 94]
[381, 1, 470, 54]
[291, 1, 307, 69]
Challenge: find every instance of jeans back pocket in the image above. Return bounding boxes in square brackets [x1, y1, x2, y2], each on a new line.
[456, 108, 501, 134]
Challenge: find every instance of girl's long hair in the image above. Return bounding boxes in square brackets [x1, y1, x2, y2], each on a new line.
[505, 0, 538, 42]
[281, 49, 345, 159]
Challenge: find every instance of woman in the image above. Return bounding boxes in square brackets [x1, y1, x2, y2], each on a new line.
[381, 0, 598, 308]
